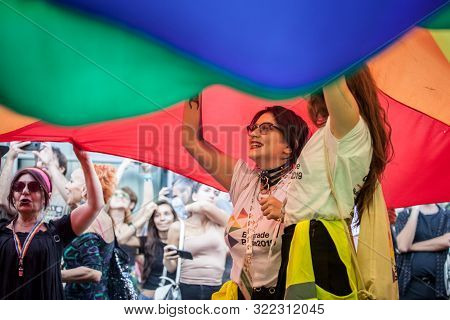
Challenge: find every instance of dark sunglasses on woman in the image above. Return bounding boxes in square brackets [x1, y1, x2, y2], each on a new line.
[13, 181, 42, 193]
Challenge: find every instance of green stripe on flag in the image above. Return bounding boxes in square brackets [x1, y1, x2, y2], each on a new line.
[420, 4, 450, 29]
[0, 0, 319, 125]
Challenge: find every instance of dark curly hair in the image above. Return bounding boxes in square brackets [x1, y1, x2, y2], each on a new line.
[250, 105, 310, 167]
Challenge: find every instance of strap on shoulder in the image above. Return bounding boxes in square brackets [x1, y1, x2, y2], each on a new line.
[46, 220, 61, 243]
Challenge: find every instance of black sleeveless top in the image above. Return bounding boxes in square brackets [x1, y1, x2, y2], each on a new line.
[141, 239, 176, 290]
[0, 214, 76, 299]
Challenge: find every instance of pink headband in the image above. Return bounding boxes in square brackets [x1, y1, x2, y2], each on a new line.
[27, 167, 52, 194]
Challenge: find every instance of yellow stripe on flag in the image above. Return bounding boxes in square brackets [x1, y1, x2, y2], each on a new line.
[430, 29, 450, 61]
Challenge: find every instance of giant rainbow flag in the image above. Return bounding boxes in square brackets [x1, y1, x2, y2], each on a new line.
[0, 1, 449, 208]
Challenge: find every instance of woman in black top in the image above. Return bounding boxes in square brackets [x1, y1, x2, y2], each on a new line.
[140, 200, 178, 299]
[396, 204, 449, 299]
[0, 146, 104, 300]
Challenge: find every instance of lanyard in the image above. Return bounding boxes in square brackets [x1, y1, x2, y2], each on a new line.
[245, 181, 263, 258]
[12, 218, 45, 277]
[247, 171, 293, 262]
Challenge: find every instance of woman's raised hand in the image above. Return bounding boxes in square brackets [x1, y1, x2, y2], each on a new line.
[73, 144, 89, 163]
[260, 196, 284, 221]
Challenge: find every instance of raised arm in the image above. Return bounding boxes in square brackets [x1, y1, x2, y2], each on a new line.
[33, 143, 69, 202]
[0, 142, 29, 210]
[182, 94, 237, 191]
[140, 163, 155, 210]
[115, 158, 132, 186]
[116, 202, 155, 245]
[323, 77, 360, 139]
[70, 146, 105, 235]
[186, 201, 228, 227]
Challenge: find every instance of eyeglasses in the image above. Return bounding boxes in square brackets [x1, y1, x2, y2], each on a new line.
[246, 122, 282, 135]
[12, 181, 42, 193]
[114, 191, 130, 200]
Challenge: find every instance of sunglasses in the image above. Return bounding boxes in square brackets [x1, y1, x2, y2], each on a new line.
[246, 122, 282, 135]
[13, 181, 42, 193]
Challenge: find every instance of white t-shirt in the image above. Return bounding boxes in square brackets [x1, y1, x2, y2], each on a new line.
[285, 117, 372, 226]
[225, 160, 288, 288]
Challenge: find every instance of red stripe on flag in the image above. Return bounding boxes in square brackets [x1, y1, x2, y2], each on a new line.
[0, 86, 448, 208]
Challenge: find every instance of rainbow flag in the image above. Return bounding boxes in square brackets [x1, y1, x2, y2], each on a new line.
[0, 0, 447, 125]
[0, 1, 449, 208]
[0, 84, 448, 208]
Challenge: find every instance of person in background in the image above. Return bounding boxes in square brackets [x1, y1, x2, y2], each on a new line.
[107, 188, 154, 268]
[0, 145, 104, 299]
[0, 145, 13, 221]
[122, 186, 138, 213]
[62, 164, 116, 300]
[139, 200, 178, 299]
[0, 142, 71, 221]
[215, 191, 234, 284]
[0, 142, 33, 214]
[116, 158, 154, 215]
[396, 204, 449, 299]
[33, 143, 71, 220]
[163, 182, 229, 300]
[159, 177, 195, 207]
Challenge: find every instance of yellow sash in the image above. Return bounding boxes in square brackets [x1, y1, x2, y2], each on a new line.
[285, 219, 358, 300]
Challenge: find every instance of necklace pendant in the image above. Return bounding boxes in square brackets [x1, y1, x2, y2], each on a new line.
[18, 266, 23, 277]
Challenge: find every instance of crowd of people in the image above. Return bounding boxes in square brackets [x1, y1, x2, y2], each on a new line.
[0, 142, 234, 300]
[0, 66, 448, 300]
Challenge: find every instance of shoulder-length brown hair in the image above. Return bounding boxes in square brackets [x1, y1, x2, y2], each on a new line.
[142, 200, 178, 282]
[308, 65, 393, 222]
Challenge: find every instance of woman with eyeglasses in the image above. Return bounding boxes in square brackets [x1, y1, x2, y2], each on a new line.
[182, 95, 309, 299]
[0, 146, 104, 299]
[106, 188, 155, 269]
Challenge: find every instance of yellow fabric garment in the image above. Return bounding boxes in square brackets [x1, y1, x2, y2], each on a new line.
[211, 280, 238, 300]
[285, 220, 358, 300]
[357, 183, 399, 299]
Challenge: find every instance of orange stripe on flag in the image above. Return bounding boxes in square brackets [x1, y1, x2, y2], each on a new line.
[0, 105, 38, 135]
[370, 27, 450, 125]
